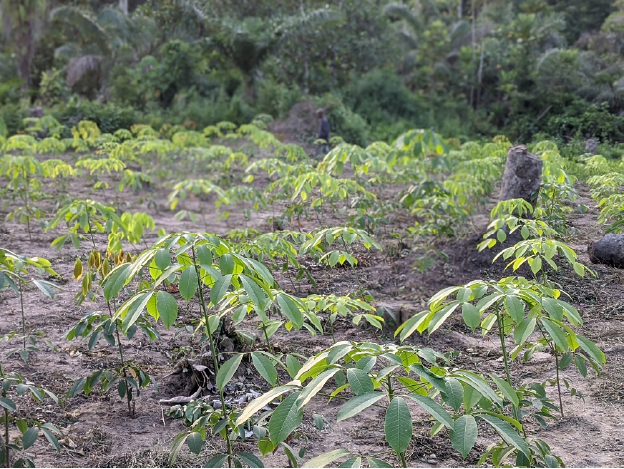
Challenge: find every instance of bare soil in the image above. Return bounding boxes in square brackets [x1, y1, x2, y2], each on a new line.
[1, 145, 623, 468]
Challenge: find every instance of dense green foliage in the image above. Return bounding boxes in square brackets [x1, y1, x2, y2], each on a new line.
[1, 0, 624, 147]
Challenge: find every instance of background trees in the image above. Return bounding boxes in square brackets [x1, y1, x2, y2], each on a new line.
[1, 0, 624, 145]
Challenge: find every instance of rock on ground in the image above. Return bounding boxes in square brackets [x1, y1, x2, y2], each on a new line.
[500, 145, 543, 204]
[588, 234, 624, 268]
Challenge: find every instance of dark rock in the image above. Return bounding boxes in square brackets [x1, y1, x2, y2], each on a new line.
[500, 145, 543, 205]
[588, 234, 624, 268]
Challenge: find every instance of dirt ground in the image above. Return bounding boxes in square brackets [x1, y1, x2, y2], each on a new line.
[1, 137, 623, 468]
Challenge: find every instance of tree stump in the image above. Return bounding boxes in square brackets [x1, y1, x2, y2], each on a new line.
[588, 234, 624, 268]
[500, 145, 543, 205]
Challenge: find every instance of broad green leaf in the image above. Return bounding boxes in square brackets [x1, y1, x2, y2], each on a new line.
[407, 393, 454, 428]
[196, 245, 213, 266]
[258, 438, 275, 456]
[179, 267, 198, 301]
[40, 425, 61, 452]
[337, 392, 385, 422]
[187, 432, 204, 455]
[490, 375, 519, 407]
[338, 457, 361, 468]
[479, 414, 530, 458]
[302, 449, 352, 468]
[385, 397, 412, 454]
[32, 279, 59, 299]
[237, 452, 264, 468]
[240, 274, 267, 311]
[269, 392, 303, 444]
[540, 318, 568, 351]
[210, 274, 232, 305]
[0, 397, 17, 411]
[428, 303, 459, 334]
[577, 336, 606, 365]
[444, 378, 464, 411]
[252, 352, 278, 386]
[286, 355, 302, 379]
[156, 291, 178, 328]
[462, 303, 481, 331]
[366, 457, 393, 468]
[236, 384, 301, 426]
[22, 427, 39, 450]
[155, 249, 171, 271]
[297, 368, 339, 408]
[346, 368, 374, 396]
[504, 295, 525, 323]
[450, 415, 477, 459]
[277, 294, 304, 330]
[216, 354, 243, 390]
[513, 318, 536, 345]
[205, 454, 228, 468]
[121, 292, 154, 332]
[102, 263, 131, 302]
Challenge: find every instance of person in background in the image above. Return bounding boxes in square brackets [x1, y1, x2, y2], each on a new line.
[316, 108, 330, 158]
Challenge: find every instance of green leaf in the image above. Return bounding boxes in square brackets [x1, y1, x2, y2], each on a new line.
[479, 414, 530, 458]
[338, 457, 362, 468]
[540, 318, 568, 351]
[216, 354, 243, 391]
[40, 426, 61, 452]
[504, 295, 525, 323]
[573, 262, 585, 277]
[444, 378, 464, 412]
[428, 303, 459, 334]
[384, 397, 412, 454]
[179, 267, 198, 301]
[450, 415, 477, 459]
[196, 245, 213, 266]
[286, 355, 302, 379]
[252, 352, 278, 386]
[236, 384, 301, 426]
[490, 375, 519, 407]
[102, 264, 131, 302]
[0, 397, 16, 411]
[269, 392, 303, 445]
[205, 454, 228, 468]
[155, 249, 171, 271]
[210, 274, 232, 305]
[22, 427, 39, 450]
[240, 274, 267, 311]
[156, 291, 178, 328]
[346, 368, 374, 396]
[529, 256, 542, 275]
[406, 393, 454, 429]
[32, 279, 59, 299]
[297, 368, 339, 408]
[302, 449, 351, 468]
[236, 452, 264, 468]
[257, 438, 275, 457]
[513, 318, 536, 345]
[461, 303, 481, 331]
[337, 392, 385, 422]
[366, 457, 393, 468]
[187, 432, 204, 455]
[277, 294, 303, 330]
[577, 336, 606, 365]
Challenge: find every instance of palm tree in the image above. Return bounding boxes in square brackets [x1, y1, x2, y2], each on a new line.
[0, 0, 48, 91]
[50, 4, 157, 91]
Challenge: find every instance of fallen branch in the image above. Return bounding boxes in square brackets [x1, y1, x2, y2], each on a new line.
[158, 387, 202, 406]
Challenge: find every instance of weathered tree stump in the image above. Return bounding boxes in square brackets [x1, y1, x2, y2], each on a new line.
[500, 145, 543, 204]
[588, 234, 624, 268]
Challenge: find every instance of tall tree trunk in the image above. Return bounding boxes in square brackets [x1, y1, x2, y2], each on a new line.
[119, 0, 128, 15]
